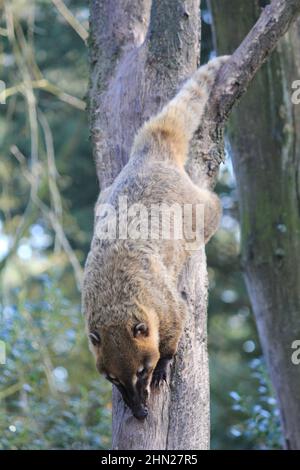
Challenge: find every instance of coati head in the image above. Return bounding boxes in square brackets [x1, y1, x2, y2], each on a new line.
[88, 313, 160, 420]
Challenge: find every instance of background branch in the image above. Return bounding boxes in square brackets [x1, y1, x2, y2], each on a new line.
[51, 0, 88, 42]
[209, 0, 300, 449]
[195, 0, 300, 186]
[10, 146, 83, 291]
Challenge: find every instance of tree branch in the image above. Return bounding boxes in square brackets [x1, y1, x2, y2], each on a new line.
[210, 0, 300, 122]
[196, 0, 300, 185]
[51, 0, 88, 42]
[209, 2, 300, 449]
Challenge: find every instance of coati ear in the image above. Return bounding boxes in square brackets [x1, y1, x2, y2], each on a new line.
[133, 323, 149, 338]
[89, 331, 101, 346]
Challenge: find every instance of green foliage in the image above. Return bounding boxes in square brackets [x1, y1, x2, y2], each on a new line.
[229, 358, 283, 449]
[0, 276, 111, 450]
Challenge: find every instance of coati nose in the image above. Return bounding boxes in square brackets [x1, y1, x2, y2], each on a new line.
[133, 405, 148, 420]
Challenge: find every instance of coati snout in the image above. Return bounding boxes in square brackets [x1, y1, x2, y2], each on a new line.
[88, 321, 160, 420]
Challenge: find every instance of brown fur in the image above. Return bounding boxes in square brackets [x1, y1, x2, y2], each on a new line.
[83, 55, 230, 419]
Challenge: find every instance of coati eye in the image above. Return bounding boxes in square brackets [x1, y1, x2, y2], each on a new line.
[89, 331, 101, 346]
[137, 366, 148, 378]
[133, 323, 148, 337]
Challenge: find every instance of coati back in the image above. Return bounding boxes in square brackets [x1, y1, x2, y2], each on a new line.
[83, 55, 229, 419]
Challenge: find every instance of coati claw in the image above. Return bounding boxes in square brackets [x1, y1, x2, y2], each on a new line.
[151, 369, 167, 388]
[151, 357, 171, 388]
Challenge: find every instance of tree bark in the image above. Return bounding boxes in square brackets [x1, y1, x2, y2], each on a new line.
[88, 0, 300, 450]
[89, 0, 210, 450]
[210, 1, 300, 449]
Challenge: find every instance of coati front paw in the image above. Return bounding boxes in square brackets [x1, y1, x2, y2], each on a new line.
[151, 356, 172, 388]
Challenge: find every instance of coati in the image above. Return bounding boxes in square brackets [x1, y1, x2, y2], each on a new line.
[83, 55, 229, 420]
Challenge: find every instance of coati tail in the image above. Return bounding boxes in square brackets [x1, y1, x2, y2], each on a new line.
[131, 55, 230, 167]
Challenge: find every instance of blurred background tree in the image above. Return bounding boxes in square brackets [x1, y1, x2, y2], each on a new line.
[210, 0, 300, 449]
[0, 0, 281, 449]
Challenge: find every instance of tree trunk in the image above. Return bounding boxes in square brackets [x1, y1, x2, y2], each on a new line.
[89, 0, 211, 450]
[88, 0, 300, 450]
[210, 1, 300, 449]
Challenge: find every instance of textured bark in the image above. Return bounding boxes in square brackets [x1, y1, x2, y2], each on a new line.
[88, 0, 300, 450]
[210, 1, 300, 449]
[89, 0, 209, 450]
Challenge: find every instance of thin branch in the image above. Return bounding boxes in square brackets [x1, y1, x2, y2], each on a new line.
[36, 79, 86, 110]
[0, 382, 24, 401]
[15, 16, 43, 81]
[38, 110, 63, 252]
[5, 3, 39, 188]
[0, 200, 36, 273]
[1, 2, 83, 292]
[10, 146, 83, 291]
[209, 0, 300, 123]
[0, 79, 86, 110]
[2, 6, 84, 110]
[190, 0, 300, 187]
[44, 207, 83, 291]
[51, 0, 88, 43]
